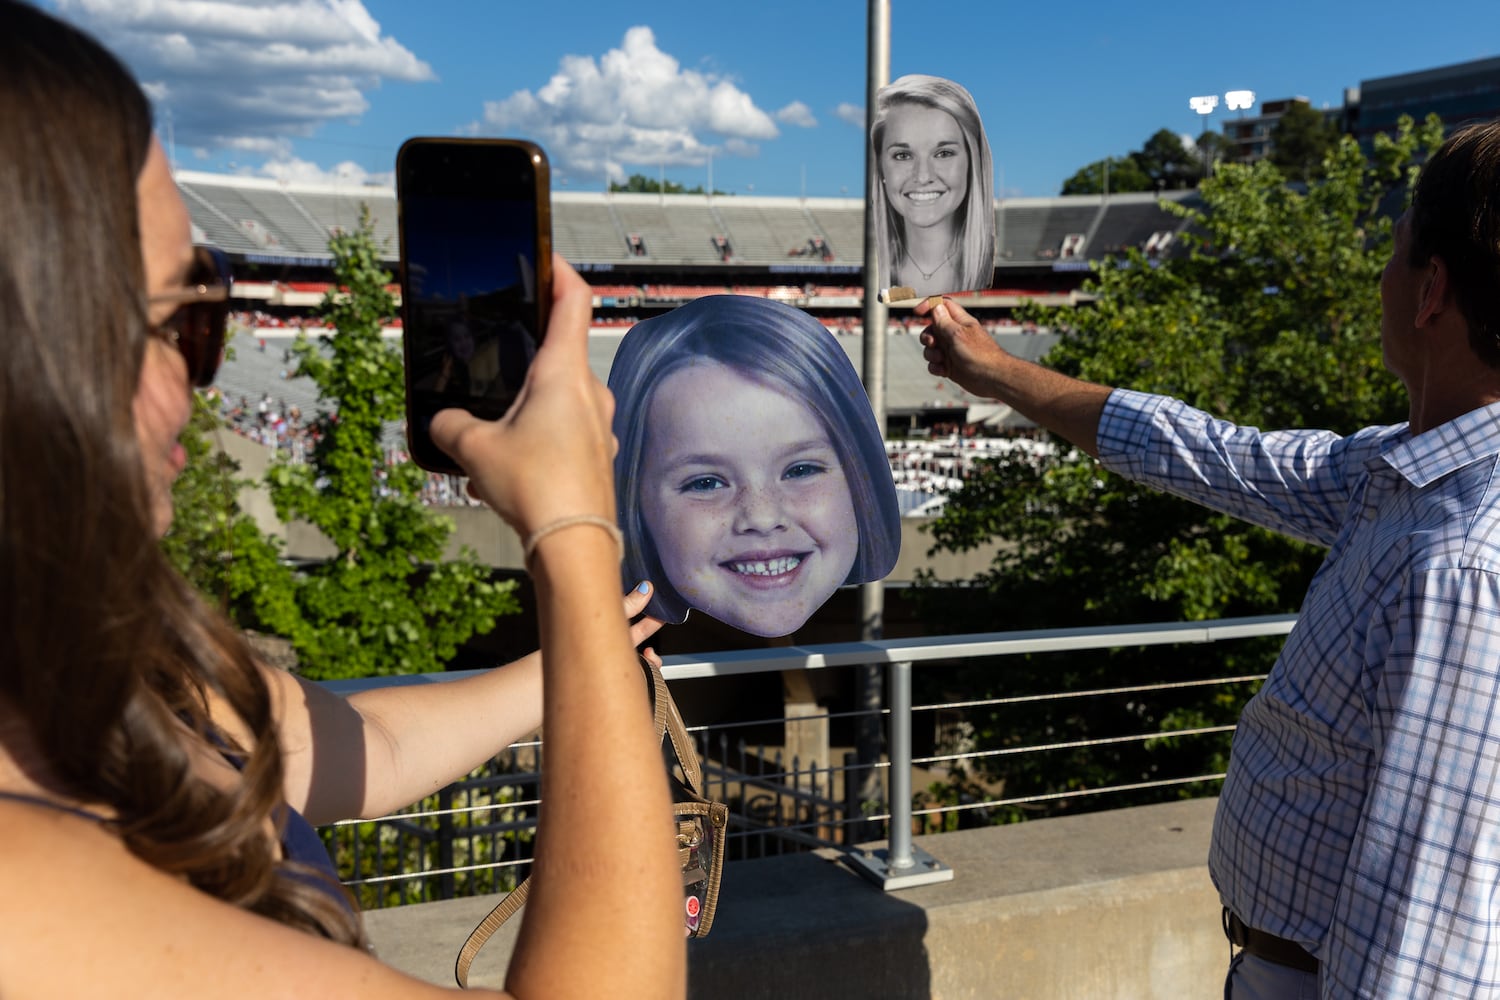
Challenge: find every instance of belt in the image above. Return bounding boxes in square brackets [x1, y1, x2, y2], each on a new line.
[1222, 908, 1319, 974]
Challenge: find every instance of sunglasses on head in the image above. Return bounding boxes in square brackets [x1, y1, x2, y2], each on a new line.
[148, 245, 231, 388]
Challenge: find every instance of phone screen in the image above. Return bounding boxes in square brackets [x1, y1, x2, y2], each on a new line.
[397, 139, 550, 474]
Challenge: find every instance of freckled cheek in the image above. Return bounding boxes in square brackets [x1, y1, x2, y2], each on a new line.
[645, 493, 729, 572]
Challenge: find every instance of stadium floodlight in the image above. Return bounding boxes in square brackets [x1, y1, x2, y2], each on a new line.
[1189, 95, 1219, 116]
[1225, 89, 1256, 112]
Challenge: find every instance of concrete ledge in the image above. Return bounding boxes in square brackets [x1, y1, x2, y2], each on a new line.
[365, 797, 1225, 999]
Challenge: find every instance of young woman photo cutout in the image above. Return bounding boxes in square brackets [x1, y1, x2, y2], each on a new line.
[872, 74, 997, 300]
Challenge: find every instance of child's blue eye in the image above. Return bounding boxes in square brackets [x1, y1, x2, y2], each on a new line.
[679, 475, 727, 493]
[783, 462, 827, 481]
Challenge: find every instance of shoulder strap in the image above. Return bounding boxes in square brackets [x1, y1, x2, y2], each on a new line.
[455, 878, 529, 988]
[455, 654, 692, 989]
[0, 789, 110, 824]
[645, 655, 704, 793]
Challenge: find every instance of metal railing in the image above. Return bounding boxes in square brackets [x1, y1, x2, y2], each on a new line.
[319, 613, 1296, 906]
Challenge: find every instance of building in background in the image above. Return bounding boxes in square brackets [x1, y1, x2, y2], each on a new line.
[1343, 56, 1500, 148]
[1222, 97, 1316, 162]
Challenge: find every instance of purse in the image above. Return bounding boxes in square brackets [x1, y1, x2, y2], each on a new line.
[455, 655, 729, 988]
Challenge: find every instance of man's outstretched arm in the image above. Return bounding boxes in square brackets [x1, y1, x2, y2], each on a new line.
[917, 296, 1114, 459]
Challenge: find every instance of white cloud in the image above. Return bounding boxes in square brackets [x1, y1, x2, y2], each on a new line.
[51, 0, 433, 152]
[776, 101, 817, 128]
[478, 26, 780, 183]
[834, 102, 865, 127]
[253, 156, 390, 186]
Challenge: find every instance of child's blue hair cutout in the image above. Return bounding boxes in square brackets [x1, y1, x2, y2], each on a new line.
[609, 295, 901, 628]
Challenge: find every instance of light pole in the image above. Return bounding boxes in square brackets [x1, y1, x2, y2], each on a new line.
[1190, 90, 1256, 177]
[1223, 90, 1256, 163]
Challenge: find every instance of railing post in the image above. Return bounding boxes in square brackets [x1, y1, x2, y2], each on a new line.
[886, 660, 915, 870]
[846, 660, 954, 890]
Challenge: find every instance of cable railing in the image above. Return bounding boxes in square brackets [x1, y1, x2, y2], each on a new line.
[318, 613, 1296, 907]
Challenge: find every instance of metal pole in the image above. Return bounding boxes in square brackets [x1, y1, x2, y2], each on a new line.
[853, 0, 891, 846]
[887, 661, 914, 870]
[861, 0, 889, 422]
[844, 0, 952, 892]
[846, 653, 953, 890]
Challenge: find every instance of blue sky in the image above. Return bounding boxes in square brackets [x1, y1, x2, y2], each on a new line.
[45, 0, 1500, 199]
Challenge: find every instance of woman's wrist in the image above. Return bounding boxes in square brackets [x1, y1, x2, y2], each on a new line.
[522, 515, 624, 581]
[521, 514, 623, 568]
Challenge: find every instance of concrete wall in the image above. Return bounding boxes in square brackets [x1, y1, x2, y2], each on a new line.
[364, 797, 1227, 999]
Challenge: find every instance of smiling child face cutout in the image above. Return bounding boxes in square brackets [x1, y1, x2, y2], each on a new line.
[639, 360, 860, 638]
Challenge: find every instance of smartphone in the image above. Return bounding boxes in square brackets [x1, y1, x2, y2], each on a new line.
[396, 137, 552, 474]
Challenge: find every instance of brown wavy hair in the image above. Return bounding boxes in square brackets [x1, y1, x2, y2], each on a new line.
[0, 0, 363, 947]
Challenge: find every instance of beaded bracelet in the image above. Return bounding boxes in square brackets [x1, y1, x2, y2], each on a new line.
[521, 514, 624, 566]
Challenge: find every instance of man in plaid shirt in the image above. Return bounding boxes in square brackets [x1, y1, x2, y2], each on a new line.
[918, 122, 1500, 998]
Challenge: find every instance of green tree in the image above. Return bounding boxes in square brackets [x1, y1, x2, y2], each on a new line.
[163, 392, 305, 637]
[1061, 155, 1152, 196]
[1136, 128, 1199, 190]
[1060, 129, 1203, 195]
[1191, 130, 1235, 176]
[1270, 100, 1341, 183]
[266, 206, 519, 679]
[915, 114, 1445, 823]
[608, 172, 726, 195]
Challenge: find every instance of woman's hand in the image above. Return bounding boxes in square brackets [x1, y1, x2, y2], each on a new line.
[624, 580, 666, 651]
[429, 255, 616, 538]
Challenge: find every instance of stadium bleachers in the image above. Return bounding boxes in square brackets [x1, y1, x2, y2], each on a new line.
[1087, 191, 1194, 255]
[177, 170, 1195, 273]
[712, 198, 838, 264]
[178, 170, 400, 260]
[553, 192, 633, 263]
[609, 193, 723, 264]
[1033, 202, 1104, 260]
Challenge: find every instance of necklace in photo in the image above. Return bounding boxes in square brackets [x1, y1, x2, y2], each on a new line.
[905, 244, 957, 281]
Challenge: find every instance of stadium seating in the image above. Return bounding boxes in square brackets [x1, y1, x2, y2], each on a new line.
[176, 172, 1197, 273]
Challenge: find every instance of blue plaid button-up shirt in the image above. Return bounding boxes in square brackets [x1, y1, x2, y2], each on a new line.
[1098, 388, 1500, 997]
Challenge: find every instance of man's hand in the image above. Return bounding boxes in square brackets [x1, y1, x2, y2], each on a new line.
[916, 295, 1011, 398]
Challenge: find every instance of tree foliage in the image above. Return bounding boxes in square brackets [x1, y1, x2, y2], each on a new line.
[1061, 128, 1202, 195]
[608, 172, 726, 196]
[163, 391, 304, 637]
[1270, 100, 1342, 183]
[262, 207, 520, 679]
[915, 115, 1445, 824]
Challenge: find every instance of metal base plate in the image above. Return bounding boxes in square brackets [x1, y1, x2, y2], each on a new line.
[845, 844, 954, 891]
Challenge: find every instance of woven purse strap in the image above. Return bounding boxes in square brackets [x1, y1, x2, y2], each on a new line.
[454, 656, 709, 989]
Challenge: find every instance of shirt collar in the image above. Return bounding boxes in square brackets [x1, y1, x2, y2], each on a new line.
[1379, 400, 1500, 488]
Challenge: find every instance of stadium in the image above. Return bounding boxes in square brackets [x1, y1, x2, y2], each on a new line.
[185, 169, 1200, 518]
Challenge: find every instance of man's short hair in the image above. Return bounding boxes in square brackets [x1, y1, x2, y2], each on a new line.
[1409, 120, 1500, 367]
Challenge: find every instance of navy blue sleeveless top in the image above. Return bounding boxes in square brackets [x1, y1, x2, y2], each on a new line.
[0, 788, 340, 886]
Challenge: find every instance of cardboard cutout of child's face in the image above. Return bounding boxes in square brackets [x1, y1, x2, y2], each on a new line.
[873, 74, 996, 305]
[610, 296, 900, 638]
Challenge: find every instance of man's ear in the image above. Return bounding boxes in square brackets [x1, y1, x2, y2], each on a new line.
[1416, 256, 1451, 328]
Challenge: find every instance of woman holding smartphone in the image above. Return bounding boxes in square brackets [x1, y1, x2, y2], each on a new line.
[0, 4, 682, 997]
